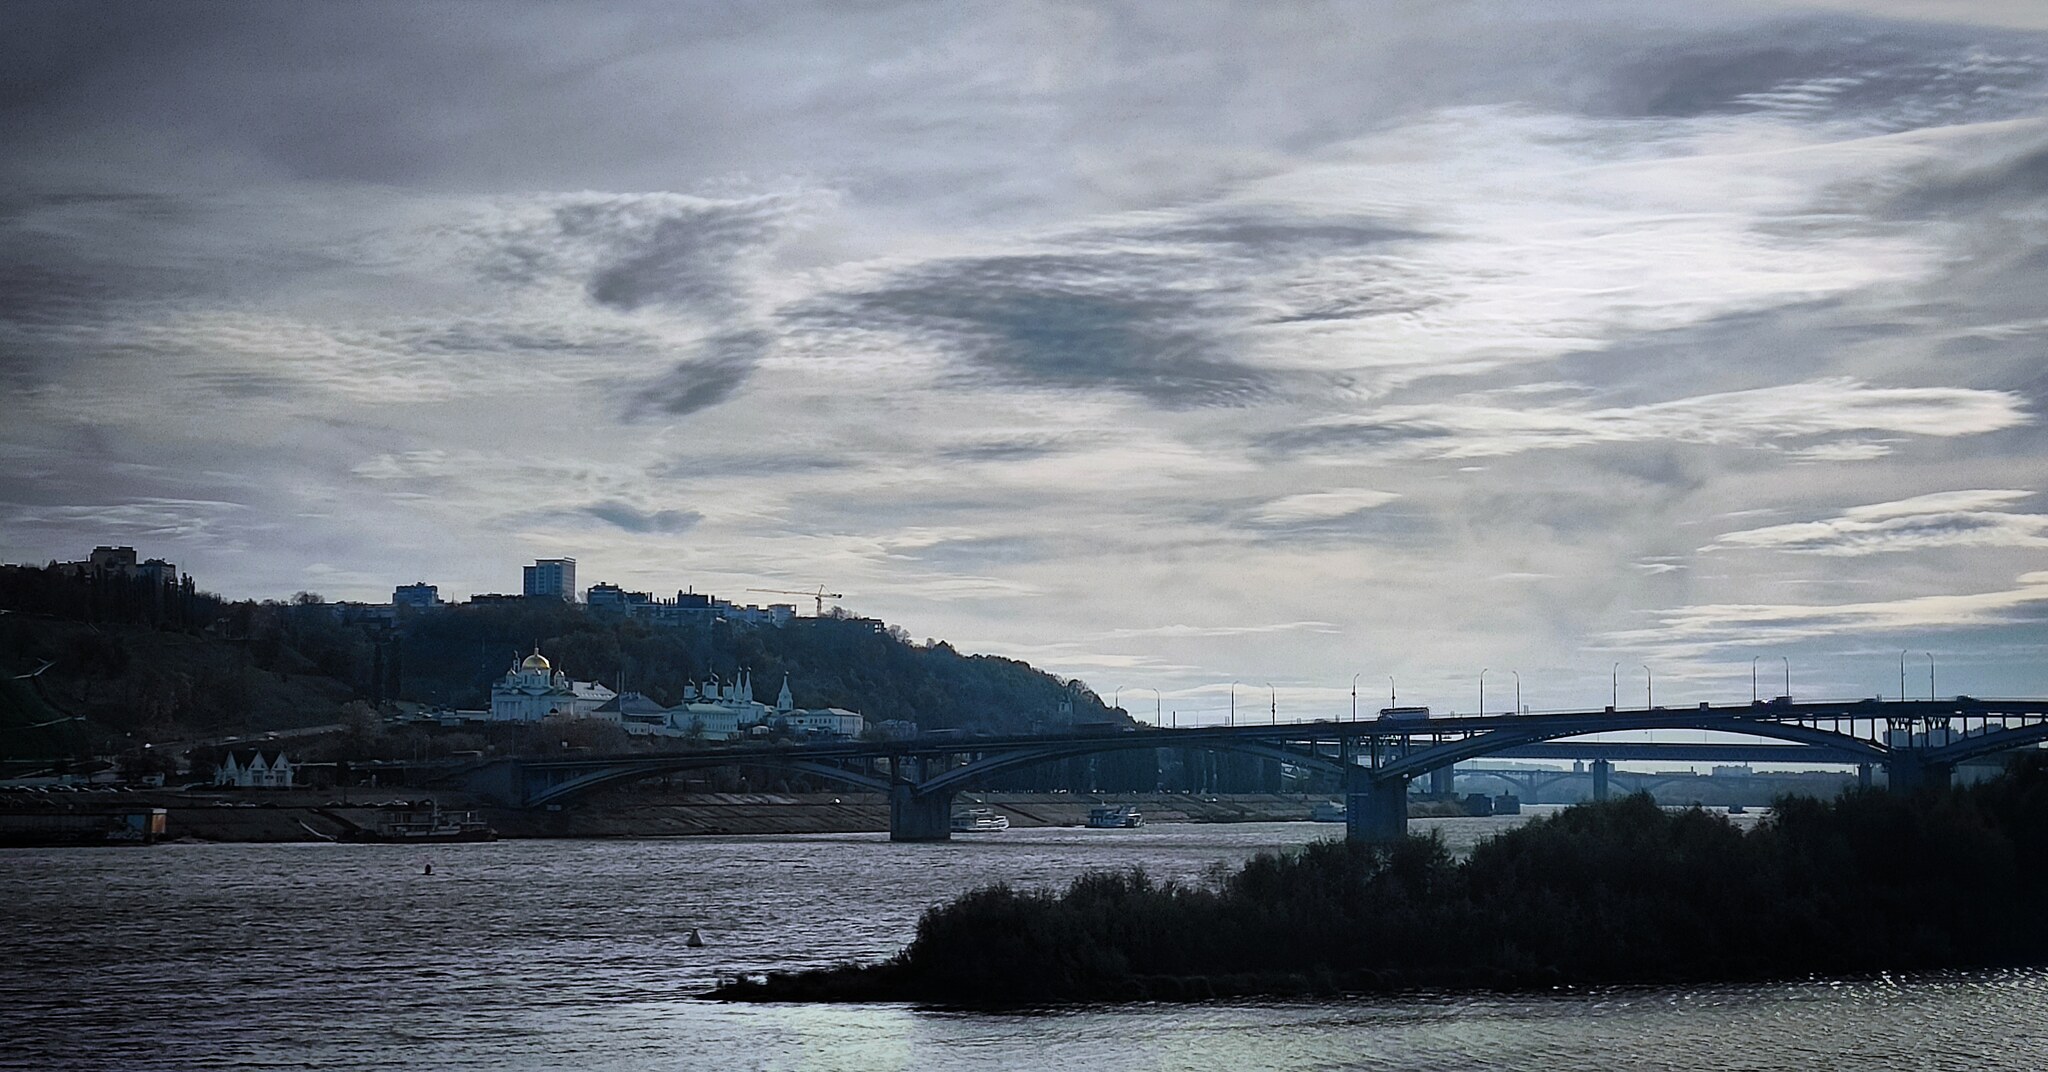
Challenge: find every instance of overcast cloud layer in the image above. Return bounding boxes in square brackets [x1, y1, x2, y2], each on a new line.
[5, 1, 2048, 717]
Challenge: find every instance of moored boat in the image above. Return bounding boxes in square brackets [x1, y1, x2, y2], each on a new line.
[950, 807, 1010, 833]
[1086, 805, 1143, 828]
[339, 802, 496, 843]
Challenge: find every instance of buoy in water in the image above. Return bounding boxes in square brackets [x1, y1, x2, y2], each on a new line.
[423, 862, 433, 875]
[685, 928, 704, 948]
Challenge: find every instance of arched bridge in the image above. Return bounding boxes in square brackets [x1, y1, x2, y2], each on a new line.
[450, 696, 2048, 842]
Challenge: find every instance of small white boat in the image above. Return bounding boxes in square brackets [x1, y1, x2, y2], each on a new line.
[951, 807, 1010, 833]
[1311, 801, 1347, 823]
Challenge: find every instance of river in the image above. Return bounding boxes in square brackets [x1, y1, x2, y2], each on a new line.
[6, 812, 2046, 1070]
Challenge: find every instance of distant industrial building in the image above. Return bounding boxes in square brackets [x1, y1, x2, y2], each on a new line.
[523, 558, 577, 602]
[584, 582, 795, 627]
[392, 581, 442, 608]
[69, 545, 180, 587]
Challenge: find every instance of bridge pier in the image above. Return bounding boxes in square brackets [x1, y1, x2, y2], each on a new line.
[1858, 763, 1873, 790]
[1885, 754, 1952, 795]
[1590, 758, 1611, 802]
[1427, 765, 1454, 796]
[889, 784, 954, 842]
[1345, 768, 1409, 844]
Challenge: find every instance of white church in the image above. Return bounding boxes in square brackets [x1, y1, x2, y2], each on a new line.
[477, 649, 862, 740]
[487, 649, 618, 722]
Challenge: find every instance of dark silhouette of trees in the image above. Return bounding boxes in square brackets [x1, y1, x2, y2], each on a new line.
[721, 757, 2048, 1004]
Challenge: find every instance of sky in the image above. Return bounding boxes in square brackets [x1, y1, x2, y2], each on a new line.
[4, 1, 2048, 721]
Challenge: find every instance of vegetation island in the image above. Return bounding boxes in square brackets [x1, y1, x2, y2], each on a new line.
[713, 759, 2048, 1004]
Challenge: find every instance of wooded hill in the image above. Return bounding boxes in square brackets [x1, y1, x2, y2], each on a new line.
[0, 565, 1126, 764]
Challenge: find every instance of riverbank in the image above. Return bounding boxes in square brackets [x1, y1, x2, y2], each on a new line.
[0, 789, 1331, 842]
[714, 759, 2048, 1005]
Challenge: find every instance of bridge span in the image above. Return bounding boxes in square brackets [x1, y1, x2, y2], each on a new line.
[447, 696, 2048, 842]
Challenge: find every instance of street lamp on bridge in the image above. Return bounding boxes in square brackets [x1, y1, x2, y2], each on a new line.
[1229, 681, 1238, 727]
[1611, 662, 1619, 708]
[1145, 686, 1161, 728]
[1512, 670, 1521, 715]
[1351, 673, 1360, 722]
[1752, 656, 1759, 703]
[1266, 682, 1276, 725]
[1643, 665, 1654, 709]
[1927, 652, 1936, 701]
[1782, 656, 1790, 700]
[1479, 667, 1488, 717]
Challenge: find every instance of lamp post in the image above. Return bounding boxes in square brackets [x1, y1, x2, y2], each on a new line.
[1479, 668, 1488, 717]
[1512, 670, 1521, 715]
[1114, 686, 1123, 714]
[1146, 687, 1161, 728]
[1751, 656, 1759, 703]
[1266, 682, 1277, 725]
[1899, 650, 1907, 704]
[1781, 657, 1790, 700]
[1643, 665, 1653, 709]
[1229, 681, 1238, 727]
[1387, 676, 1396, 709]
[1611, 662, 1619, 708]
[1926, 652, 1936, 701]
[1351, 673, 1360, 723]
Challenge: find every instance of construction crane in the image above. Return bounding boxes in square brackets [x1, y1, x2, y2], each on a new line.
[747, 585, 843, 618]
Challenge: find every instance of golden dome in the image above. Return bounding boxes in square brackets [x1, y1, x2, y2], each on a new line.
[521, 651, 551, 671]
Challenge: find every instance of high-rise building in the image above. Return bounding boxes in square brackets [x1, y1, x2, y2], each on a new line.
[523, 558, 577, 602]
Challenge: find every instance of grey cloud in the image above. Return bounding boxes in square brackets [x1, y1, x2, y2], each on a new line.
[575, 197, 797, 313]
[1889, 139, 2048, 217]
[1254, 421, 1456, 459]
[1141, 214, 1422, 255]
[1610, 18, 2048, 129]
[629, 330, 768, 418]
[474, 193, 802, 314]
[938, 437, 1069, 464]
[582, 501, 701, 534]
[806, 253, 1270, 408]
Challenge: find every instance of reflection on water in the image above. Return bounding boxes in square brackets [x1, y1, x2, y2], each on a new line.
[5, 813, 2043, 1071]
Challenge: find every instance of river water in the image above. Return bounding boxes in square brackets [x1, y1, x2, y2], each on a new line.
[7, 813, 2047, 1071]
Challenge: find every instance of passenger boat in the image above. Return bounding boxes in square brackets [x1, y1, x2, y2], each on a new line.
[340, 802, 497, 843]
[1086, 805, 1144, 828]
[950, 807, 1010, 833]
[1310, 800, 1347, 823]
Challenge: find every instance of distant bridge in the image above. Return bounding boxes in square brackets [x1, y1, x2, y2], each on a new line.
[446, 697, 2048, 842]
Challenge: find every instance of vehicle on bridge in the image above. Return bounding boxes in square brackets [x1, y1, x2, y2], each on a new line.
[1377, 706, 1431, 721]
[951, 807, 1009, 833]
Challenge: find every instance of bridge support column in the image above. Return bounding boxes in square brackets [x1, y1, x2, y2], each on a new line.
[1427, 765, 1454, 796]
[1858, 763, 1873, 790]
[1885, 754, 1951, 795]
[466, 759, 527, 808]
[1345, 769, 1409, 844]
[889, 784, 954, 842]
[1590, 759, 1611, 802]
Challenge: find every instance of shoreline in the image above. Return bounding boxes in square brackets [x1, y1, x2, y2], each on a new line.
[0, 790, 1338, 843]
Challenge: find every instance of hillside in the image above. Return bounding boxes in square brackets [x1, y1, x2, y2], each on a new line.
[0, 589, 1126, 766]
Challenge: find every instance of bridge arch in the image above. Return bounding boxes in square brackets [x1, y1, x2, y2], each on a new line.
[1373, 716, 1888, 783]
[919, 736, 1343, 797]
[1925, 720, 2048, 767]
[525, 755, 892, 808]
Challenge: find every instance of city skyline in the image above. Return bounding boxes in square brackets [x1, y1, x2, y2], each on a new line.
[6, 2, 2048, 718]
